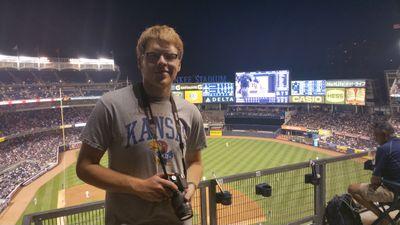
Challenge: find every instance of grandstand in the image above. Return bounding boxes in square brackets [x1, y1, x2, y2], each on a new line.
[0, 54, 127, 219]
[1, 55, 400, 225]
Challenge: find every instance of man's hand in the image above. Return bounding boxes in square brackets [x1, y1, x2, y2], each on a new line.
[184, 183, 196, 202]
[370, 175, 382, 191]
[130, 174, 178, 202]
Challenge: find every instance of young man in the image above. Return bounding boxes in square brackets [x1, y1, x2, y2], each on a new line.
[76, 25, 207, 225]
[348, 121, 400, 224]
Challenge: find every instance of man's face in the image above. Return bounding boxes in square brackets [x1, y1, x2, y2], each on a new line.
[139, 39, 181, 89]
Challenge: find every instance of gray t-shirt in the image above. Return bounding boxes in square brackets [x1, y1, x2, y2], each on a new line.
[80, 85, 207, 225]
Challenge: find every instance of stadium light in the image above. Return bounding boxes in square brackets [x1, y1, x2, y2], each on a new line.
[78, 58, 92, 63]
[69, 57, 114, 65]
[69, 58, 81, 64]
[38, 57, 50, 63]
[98, 58, 114, 64]
[0, 54, 18, 61]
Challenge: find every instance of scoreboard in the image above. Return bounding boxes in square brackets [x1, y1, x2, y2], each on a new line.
[291, 80, 326, 96]
[235, 70, 289, 103]
[202, 82, 235, 103]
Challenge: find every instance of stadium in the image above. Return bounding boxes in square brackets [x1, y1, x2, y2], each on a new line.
[1, 1, 400, 225]
[0, 52, 398, 225]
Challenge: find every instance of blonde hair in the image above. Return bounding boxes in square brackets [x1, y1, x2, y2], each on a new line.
[136, 25, 184, 61]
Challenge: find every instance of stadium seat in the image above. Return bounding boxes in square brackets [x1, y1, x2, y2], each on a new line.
[371, 179, 400, 225]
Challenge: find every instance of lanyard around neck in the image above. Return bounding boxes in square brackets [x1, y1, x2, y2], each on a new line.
[133, 83, 187, 178]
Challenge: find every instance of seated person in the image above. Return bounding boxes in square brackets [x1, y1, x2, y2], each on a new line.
[348, 121, 400, 223]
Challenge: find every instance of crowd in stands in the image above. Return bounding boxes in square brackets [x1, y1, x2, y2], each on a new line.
[0, 83, 122, 101]
[324, 134, 376, 150]
[285, 110, 386, 150]
[0, 107, 92, 136]
[0, 162, 42, 199]
[200, 110, 225, 124]
[286, 110, 380, 137]
[0, 69, 121, 206]
[390, 117, 400, 133]
[0, 129, 82, 200]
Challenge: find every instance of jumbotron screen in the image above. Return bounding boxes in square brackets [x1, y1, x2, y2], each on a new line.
[235, 70, 289, 103]
[291, 80, 326, 96]
[345, 88, 365, 105]
[202, 82, 235, 103]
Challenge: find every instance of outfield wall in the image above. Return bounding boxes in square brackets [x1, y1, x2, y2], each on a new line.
[223, 130, 276, 138]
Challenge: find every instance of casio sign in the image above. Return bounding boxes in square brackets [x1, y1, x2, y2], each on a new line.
[290, 96, 324, 103]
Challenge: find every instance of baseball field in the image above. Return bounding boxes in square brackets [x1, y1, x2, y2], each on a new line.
[2, 136, 357, 225]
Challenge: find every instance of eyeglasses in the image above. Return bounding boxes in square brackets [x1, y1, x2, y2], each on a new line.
[144, 52, 179, 63]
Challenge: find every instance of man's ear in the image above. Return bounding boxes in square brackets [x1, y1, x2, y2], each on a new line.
[177, 60, 182, 72]
[137, 56, 142, 70]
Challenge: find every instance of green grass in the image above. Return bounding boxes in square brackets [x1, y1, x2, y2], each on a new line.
[202, 138, 326, 178]
[17, 137, 364, 225]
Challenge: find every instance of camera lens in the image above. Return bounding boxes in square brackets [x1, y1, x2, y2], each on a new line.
[171, 190, 193, 221]
[179, 202, 193, 221]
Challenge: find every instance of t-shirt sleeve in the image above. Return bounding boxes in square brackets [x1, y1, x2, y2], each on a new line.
[80, 99, 113, 151]
[186, 107, 207, 152]
[373, 146, 388, 177]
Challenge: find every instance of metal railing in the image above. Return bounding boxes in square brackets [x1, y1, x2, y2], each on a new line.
[23, 151, 371, 225]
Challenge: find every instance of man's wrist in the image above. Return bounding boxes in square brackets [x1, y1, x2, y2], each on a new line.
[187, 182, 197, 189]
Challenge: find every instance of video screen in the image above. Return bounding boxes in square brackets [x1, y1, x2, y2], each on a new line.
[291, 80, 326, 96]
[235, 70, 289, 103]
[202, 82, 235, 103]
[345, 88, 365, 105]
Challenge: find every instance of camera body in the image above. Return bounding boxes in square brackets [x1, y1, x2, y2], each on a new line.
[167, 173, 193, 221]
[364, 159, 375, 171]
[168, 173, 187, 192]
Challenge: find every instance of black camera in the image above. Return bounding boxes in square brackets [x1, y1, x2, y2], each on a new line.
[167, 173, 193, 221]
[305, 161, 321, 185]
[364, 159, 375, 171]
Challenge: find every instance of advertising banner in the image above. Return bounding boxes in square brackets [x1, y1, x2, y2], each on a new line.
[290, 95, 324, 103]
[345, 88, 365, 105]
[184, 90, 203, 104]
[210, 130, 223, 137]
[172, 91, 184, 98]
[281, 125, 307, 131]
[325, 88, 345, 104]
[172, 83, 202, 91]
[318, 129, 332, 136]
[326, 79, 366, 88]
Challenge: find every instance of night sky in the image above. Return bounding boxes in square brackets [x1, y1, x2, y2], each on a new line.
[0, 0, 400, 81]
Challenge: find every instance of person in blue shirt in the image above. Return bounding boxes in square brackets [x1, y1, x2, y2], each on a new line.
[237, 74, 252, 100]
[348, 121, 400, 222]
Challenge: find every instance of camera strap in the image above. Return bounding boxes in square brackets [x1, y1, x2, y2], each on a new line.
[133, 82, 187, 178]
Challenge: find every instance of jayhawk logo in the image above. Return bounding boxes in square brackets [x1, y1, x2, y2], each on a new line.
[149, 140, 174, 164]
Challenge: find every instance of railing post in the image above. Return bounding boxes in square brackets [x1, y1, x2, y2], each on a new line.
[200, 185, 208, 225]
[208, 179, 218, 225]
[32, 216, 43, 225]
[22, 214, 34, 225]
[314, 163, 326, 225]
